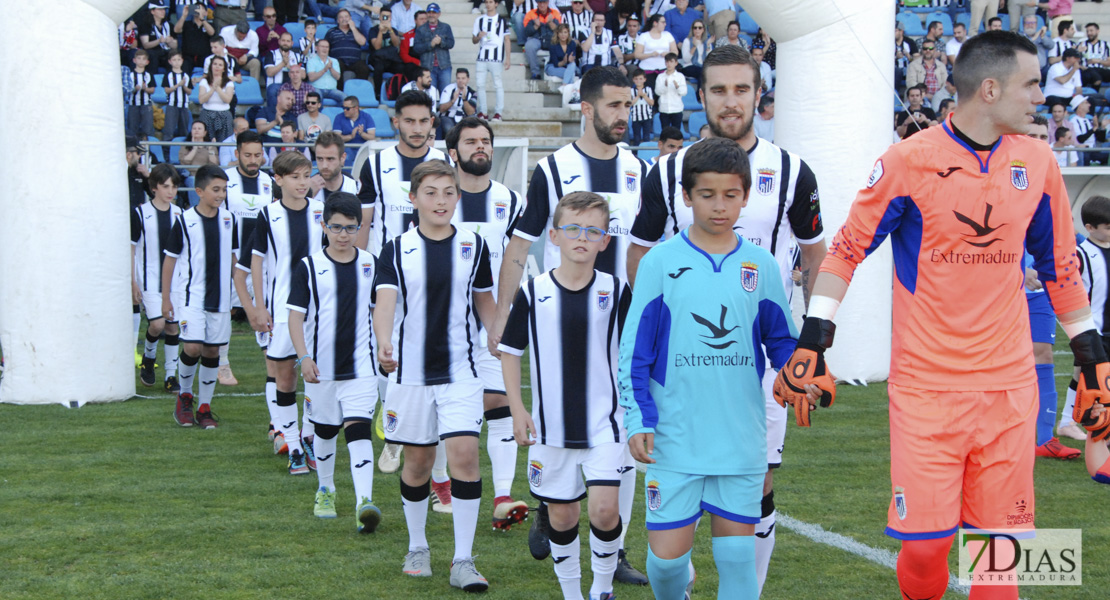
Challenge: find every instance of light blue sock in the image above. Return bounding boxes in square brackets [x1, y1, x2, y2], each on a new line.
[647, 546, 691, 600]
[1035, 363, 1056, 446]
[713, 536, 757, 600]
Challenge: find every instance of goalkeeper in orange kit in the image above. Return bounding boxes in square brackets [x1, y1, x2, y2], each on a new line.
[774, 31, 1110, 600]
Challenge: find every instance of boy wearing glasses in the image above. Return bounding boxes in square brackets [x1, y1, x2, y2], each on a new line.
[288, 192, 383, 531]
[500, 191, 631, 600]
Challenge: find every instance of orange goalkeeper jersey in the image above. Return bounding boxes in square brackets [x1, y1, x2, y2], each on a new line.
[822, 119, 1088, 391]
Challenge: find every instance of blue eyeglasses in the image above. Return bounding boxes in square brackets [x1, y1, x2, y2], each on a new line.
[326, 224, 361, 234]
[556, 224, 607, 241]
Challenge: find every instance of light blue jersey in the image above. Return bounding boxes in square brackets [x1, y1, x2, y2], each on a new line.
[619, 230, 797, 476]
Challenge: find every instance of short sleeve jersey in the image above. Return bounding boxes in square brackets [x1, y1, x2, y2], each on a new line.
[357, 145, 448, 255]
[132, 202, 184, 292]
[249, 199, 327, 323]
[164, 207, 239, 312]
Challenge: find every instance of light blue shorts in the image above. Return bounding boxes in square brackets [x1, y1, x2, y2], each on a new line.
[644, 467, 763, 531]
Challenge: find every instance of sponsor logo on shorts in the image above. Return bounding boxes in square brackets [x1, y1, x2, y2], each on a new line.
[894, 485, 907, 520]
[385, 410, 398, 433]
[741, 261, 758, 293]
[528, 460, 543, 487]
[1006, 499, 1034, 526]
[646, 480, 661, 511]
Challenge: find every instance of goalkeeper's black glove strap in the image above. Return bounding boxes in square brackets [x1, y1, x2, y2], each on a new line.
[1070, 329, 1108, 367]
[798, 317, 836, 352]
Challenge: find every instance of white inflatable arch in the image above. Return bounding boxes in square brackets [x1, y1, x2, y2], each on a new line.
[0, 0, 892, 405]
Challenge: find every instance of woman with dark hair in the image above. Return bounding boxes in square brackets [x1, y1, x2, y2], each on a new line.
[634, 14, 677, 89]
[181, 121, 218, 172]
[198, 55, 235, 142]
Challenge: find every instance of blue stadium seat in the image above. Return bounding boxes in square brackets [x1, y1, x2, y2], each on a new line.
[169, 137, 186, 164]
[236, 76, 265, 105]
[186, 176, 200, 206]
[249, 20, 264, 32]
[896, 11, 926, 37]
[927, 12, 954, 36]
[284, 22, 305, 45]
[317, 24, 333, 38]
[379, 76, 396, 108]
[682, 79, 702, 110]
[322, 106, 344, 123]
[737, 33, 752, 47]
[652, 113, 662, 137]
[737, 11, 760, 35]
[344, 79, 379, 107]
[955, 12, 970, 29]
[152, 82, 168, 104]
[266, 83, 282, 109]
[687, 111, 707, 137]
[367, 108, 396, 138]
[637, 148, 660, 163]
[323, 97, 340, 106]
[189, 82, 200, 104]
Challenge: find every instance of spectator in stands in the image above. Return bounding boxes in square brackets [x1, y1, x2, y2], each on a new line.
[438, 68, 477, 138]
[257, 7, 288, 53]
[923, 20, 946, 65]
[298, 91, 333, 143]
[413, 3, 456, 92]
[643, 0, 676, 22]
[635, 14, 678, 89]
[203, 35, 243, 84]
[1048, 19, 1081, 66]
[906, 40, 947, 103]
[895, 85, 937, 140]
[326, 9, 371, 83]
[213, 0, 247, 32]
[987, 16, 1004, 31]
[1021, 15, 1053, 75]
[1045, 47, 1083, 107]
[750, 27, 775, 68]
[300, 20, 319, 61]
[141, 2, 177, 71]
[335, 96, 377, 144]
[564, 0, 593, 42]
[268, 121, 313, 163]
[1070, 94, 1095, 165]
[580, 12, 618, 75]
[679, 18, 711, 85]
[1054, 126, 1079, 167]
[656, 126, 684, 159]
[306, 38, 346, 103]
[1083, 23, 1110, 92]
[932, 74, 958, 111]
[969, 0, 999, 36]
[1010, 0, 1037, 32]
[392, 0, 424, 34]
[181, 121, 219, 172]
[279, 65, 316, 118]
[714, 21, 744, 49]
[752, 45, 772, 91]
[546, 24, 580, 84]
[524, 0, 563, 80]
[629, 68, 655, 146]
[605, 0, 636, 38]
[402, 66, 440, 101]
[126, 135, 151, 209]
[199, 55, 236, 142]
[257, 89, 297, 140]
[175, 2, 215, 74]
[945, 23, 966, 64]
[127, 49, 157, 139]
[895, 22, 916, 93]
[221, 21, 262, 85]
[264, 32, 303, 87]
[219, 117, 251, 166]
[697, 122, 709, 139]
[162, 50, 194, 154]
[511, 0, 534, 42]
[654, 53, 686, 130]
[1047, 101, 1078, 145]
[473, 0, 510, 121]
[370, 5, 406, 97]
[1038, 0, 1076, 36]
[703, 0, 733, 41]
[120, 19, 139, 65]
[616, 13, 641, 75]
[936, 97, 956, 122]
[753, 94, 773, 140]
[664, 0, 701, 45]
[401, 11, 429, 69]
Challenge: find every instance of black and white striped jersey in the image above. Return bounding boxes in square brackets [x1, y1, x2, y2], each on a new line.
[1078, 237, 1110, 334]
[439, 84, 477, 120]
[375, 227, 494, 385]
[581, 28, 616, 67]
[287, 248, 378, 380]
[224, 167, 276, 257]
[148, 20, 172, 49]
[616, 33, 638, 68]
[165, 207, 239, 312]
[132, 202, 184, 292]
[512, 0, 538, 16]
[630, 85, 654, 121]
[1085, 39, 1110, 68]
[452, 180, 523, 298]
[357, 144, 448, 255]
[1050, 36, 1074, 59]
[631, 137, 825, 296]
[473, 14, 508, 62]
[162, 71, 192, 108]
[129, 70, 154, 106]
[516, 142, 647, 280]
[498, 270, 630, 448]
[264, 48, 304, 86]
[248, 199, 326, 322]
[565, 9, 594, 42]
[311, 174, 361, 203]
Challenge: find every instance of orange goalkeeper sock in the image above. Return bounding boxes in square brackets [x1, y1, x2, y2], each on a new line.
[897, 536, 952, 600]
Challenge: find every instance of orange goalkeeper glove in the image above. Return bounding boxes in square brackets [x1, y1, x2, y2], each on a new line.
[1070, 330, 1110, 442]
[773, 317, 837, 427]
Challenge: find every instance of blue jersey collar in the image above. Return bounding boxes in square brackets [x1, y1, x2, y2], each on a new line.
[680, 229, 743, 273]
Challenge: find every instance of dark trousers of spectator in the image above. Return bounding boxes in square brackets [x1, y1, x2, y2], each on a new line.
[252, 0, 267, 17]
[162, 106, 194, 161]
[1045, 95, 1072, 108]
[200, 108, 235, 144]
[1083, 67, 1110, 90]
[338, 59, 371, 88]
[147, 46, 169, 73]
[431, 65, 453, 97]
[274, 0, 299, 23]
[182, 53, 208, 75]
[630, 118, 652, 147]
[659, 110, 682, 131]
[372, 51, 408, 97]
[127, 104, 155, 139]
[214, 6, 247, 32]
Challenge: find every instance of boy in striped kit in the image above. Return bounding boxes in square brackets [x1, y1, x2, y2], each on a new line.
[472, 0, 510, 121]
[162, 50, 194, 160]
[127, 49, 156, 139]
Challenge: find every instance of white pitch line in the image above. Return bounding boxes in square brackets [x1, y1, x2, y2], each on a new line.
[778, 512, 971, 596]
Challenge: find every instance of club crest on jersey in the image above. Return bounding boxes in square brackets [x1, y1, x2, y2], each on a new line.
[362, 262, 373, 278]
[222, 217, 231, 230]
[894, 486, 907, 520]
[460, 241, 474, 260]
[757, 168, 776, 196]
[741, 261, 759, 292]
[313, 209, 323, 224]
[596, 290, 612, 311]
[625, 170, 638, 192]
[529, 460, 543, 487]
[1010, 160, 1029, 190]
[495, 201, 507, 221]
[646, 480, 661, 511]
[385, 410, 398, 433]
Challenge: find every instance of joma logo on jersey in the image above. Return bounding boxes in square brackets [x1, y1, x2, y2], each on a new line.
[362, 263, 373, 278]
[646, 480, 662, 511]
[1010, 160, 1029, 191]
[529, 460, 543, 487]
[741, 261, 759, 292]
[495, 201, 507, 221]
[460, 241, 474, 260]
[385, 410, 398, 433]
[625, 170, 638, 192]
[757, 168, 776, 195]
[597, 290, 611, 311]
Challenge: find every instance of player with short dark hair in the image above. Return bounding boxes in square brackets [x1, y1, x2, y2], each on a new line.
[775, 31, 1109, 600]
[311, 131, 361, 203]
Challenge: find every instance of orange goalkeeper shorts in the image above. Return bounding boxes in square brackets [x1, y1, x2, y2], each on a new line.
[885, 382, 1036, 540]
